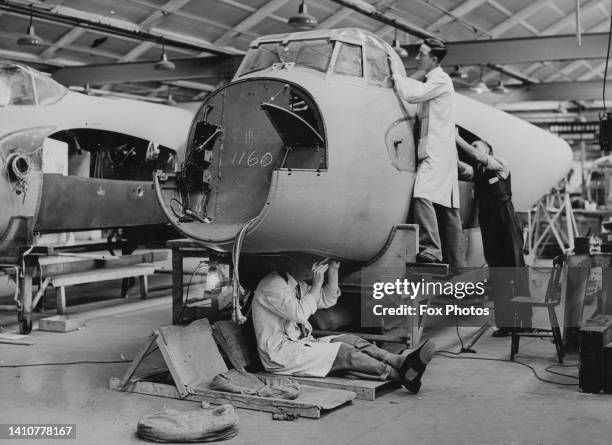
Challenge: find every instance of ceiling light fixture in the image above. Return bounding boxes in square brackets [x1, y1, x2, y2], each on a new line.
[154, 37, 175, 70]
[17, 5, 42, 46]
[392, 29, 408, 58]
[492, 78, 509, 94]
[166, 94, 176, 106]
[288, 0, 318, 29]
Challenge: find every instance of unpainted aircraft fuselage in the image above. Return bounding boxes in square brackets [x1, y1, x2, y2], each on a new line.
[0, 61, 193, 260]
[156, 28, 572, 267]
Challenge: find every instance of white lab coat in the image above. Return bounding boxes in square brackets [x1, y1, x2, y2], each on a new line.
[394, 66, 459, 208]
[251, 271, 341, 377]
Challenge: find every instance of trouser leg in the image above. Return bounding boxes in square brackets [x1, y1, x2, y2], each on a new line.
[331, 334, 401, 368]
[435, 204, 465, 268]
[412, 198, 442, 261]
[329, 343, 392, 380]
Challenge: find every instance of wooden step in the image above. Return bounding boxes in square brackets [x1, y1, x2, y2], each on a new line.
[50, 264, 155, 287]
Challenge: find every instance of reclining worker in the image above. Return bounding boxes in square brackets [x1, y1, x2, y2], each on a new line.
[391, 38, 463, 267]
[252, 257, 435, 393]
[456, 134, 532, 337]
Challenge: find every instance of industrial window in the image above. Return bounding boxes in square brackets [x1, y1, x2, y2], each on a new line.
[366, 42, 392, 87]
[0, 65, 35, 106]
[333, 42, 363, 77]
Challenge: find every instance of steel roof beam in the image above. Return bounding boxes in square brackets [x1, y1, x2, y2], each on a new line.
[50, 56, 241, 86]
[402, 33, 611, 68]
[458, 80, 612, 104]
[0, 0, 240, 56]
[214, 0, 290, 46]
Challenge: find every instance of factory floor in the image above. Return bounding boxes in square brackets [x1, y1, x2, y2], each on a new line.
[1, 284, 610, 445]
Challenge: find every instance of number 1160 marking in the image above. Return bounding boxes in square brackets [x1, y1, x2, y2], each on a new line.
[231, 150, 273, 168]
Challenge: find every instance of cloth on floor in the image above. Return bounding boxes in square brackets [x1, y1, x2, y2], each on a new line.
[210, 369, 300, 399]
[137, 404, 238, 443]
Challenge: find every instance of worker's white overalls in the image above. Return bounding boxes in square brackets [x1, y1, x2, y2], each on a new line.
[394, 66, 463, 266]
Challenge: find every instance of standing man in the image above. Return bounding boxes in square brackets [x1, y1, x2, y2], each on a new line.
[456, 135, 532, 337]
[392, 38, 463, 267]
[252, 257, 435, 393]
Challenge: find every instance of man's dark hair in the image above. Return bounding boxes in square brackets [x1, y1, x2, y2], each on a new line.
[269, 255, 297, 282]
[424, 38, 447, 63]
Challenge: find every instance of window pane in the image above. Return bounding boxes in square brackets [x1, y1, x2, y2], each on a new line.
[286, 40, 334, 72]
[237, 39, 334, 76]
[238, 43, 281, 76]
[0, 66, 35, 106]
[34, 71, 66, 105]
[366, 43, 392, 87]
[334, 43, 363, 77]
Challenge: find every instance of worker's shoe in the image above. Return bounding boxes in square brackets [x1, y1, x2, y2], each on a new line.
[492, 327, 535, 337]
[400, 338, 436, 394]
[416, 252, 443, 264]
[491, 327, 512, 337]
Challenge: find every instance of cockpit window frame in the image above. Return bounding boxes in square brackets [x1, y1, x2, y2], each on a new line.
[236, 38, 336, 77]
[0, 63, 67, 107]
[364, 41, 393, 88]
[332, 42, 364, 78]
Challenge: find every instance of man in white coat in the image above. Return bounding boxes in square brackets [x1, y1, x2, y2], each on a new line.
[252, 257, 435, 393]
[392, 38, 463, 267]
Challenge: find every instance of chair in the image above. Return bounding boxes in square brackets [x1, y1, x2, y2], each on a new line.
[510, 255, 565, 364]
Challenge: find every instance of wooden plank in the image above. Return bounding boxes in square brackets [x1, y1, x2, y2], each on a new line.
[39, 250, 168, 277]
[55, 287, 66, 315]
[172, 247, 184, 324]
[139, 275, 148, 300]
[258, 373, 394, 401]
[119, 333, 158, 389]
[38, 315, 84, 332]
[50, 265, 155, 287]
[31, 277, 51, 309]
[109, 378, 354, 419]
[156, 319, 228, 393]
[167, 239, 211, 249]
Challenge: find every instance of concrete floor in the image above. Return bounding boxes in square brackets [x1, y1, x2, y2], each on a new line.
[0, 293, 610, 445]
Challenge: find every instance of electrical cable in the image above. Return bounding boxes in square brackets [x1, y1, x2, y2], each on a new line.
[434, 352, 579, 386]
[0, 346, 159, 369]
[544, 363, 579, 379]
[175, 260, 207, 324]
[169, 197, 184, 219]
[230, 219, 256, 324]
[455, 318, 465, 351]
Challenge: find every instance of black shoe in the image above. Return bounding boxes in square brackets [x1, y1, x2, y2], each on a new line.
[399, 339, 436, 393]
[416, 253, 443, 264]
[492, 327, 512, 338]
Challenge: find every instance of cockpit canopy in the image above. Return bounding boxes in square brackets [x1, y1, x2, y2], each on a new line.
[235, 28, 396, 87]
[0, 61, 67, 107]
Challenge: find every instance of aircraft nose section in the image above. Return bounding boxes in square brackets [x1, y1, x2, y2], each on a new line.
[155, 78, 326, 245]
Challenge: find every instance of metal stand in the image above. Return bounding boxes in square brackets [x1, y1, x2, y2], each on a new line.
[526, 189, 579, 265]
